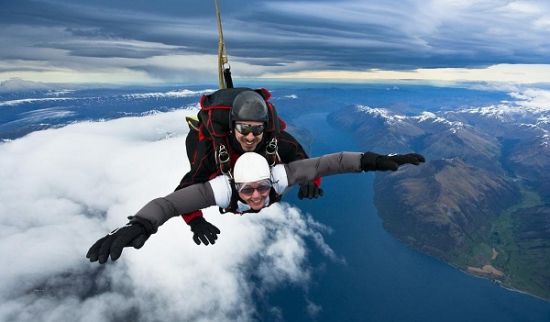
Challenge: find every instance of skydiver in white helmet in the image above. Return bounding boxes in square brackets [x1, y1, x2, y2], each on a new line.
[87, 150, 425, 264]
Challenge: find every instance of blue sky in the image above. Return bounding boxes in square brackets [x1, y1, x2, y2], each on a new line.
[2, 0, 550, 84]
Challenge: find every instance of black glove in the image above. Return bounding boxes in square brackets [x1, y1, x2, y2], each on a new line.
[389, 153, 425, 166]
[86, 216, 154, 264]
[189, 216, 221, 246]
[361, 152, 425, 171]
[298, 181, 324, 200]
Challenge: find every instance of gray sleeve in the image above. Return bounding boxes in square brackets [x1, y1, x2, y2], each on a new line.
[134, 182, 217, 229]
[284, 152, 363, 186]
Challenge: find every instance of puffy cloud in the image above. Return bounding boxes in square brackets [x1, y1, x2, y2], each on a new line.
[0, 109, 334, 321]
[509, 88, 550, 111]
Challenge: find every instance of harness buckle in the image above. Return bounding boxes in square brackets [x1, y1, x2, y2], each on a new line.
[265, 138, 278, 166]
[217, 144, 232, 176]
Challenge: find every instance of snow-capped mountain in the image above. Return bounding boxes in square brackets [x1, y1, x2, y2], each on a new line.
[0, 86, 211, 140]
[329, 89, 550, 300]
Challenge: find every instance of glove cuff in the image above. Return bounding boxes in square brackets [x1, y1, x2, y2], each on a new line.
[189, 216, 207, 229]
[361, 152, 381, 171]
[182, 210, 204, 224]
[313, 177, 322, 187]
[129, 216, 157, 234]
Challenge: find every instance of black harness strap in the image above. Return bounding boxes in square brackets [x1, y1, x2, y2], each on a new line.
[223, 68, 234, 88]
[264, 101, 281, 166]
[219, 177, 239, 214]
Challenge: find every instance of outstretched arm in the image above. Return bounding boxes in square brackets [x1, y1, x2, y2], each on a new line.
[137, 182, 217, 228]
[86, 181, 221, 264]
[284, 151, 425, 186]
[284, 152, 363, 186]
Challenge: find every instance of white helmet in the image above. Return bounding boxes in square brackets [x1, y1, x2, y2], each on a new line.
[234, 152, 271, 184]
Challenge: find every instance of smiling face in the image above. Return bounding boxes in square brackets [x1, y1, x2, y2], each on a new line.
[237, 179, 272, 211]
[234, 121, 264, 152]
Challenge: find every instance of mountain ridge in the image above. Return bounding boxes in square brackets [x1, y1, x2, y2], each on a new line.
[329, 101, 550, 300]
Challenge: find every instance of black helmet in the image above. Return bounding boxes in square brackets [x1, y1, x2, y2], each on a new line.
[231, 91, 269, 124]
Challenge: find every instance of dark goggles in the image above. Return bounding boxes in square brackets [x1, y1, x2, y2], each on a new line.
[234, 123, 265, 136]
[236, 180, 272, 196]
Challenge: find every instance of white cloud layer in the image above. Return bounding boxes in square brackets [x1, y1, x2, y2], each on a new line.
[0, 97, 77, 107]
[122, 88, 216, 99]
[0, 109, 333, 321]
[262, 64, 550, 84]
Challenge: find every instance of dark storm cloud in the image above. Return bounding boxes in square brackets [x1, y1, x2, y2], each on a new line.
[233, 1, 550, 69]
[2, 0, 217, 56]
[0, 66, 46, 73]
[1, 0, 550, 82]
[2, 0, 253, 54]
[44, 41, 187, 59]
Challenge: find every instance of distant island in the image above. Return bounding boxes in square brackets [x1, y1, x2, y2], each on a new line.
[329, 102, 550, 301]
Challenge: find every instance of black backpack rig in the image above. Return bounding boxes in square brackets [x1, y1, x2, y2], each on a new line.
[186, 87, 287, 177]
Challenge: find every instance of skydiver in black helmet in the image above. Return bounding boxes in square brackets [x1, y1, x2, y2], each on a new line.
[175, 89, 323, 245]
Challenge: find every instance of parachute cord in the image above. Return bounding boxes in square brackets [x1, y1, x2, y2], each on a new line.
[214, 0, 231, 89]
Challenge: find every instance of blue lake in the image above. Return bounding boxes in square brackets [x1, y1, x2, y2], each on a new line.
[264, 97, 550, 322]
